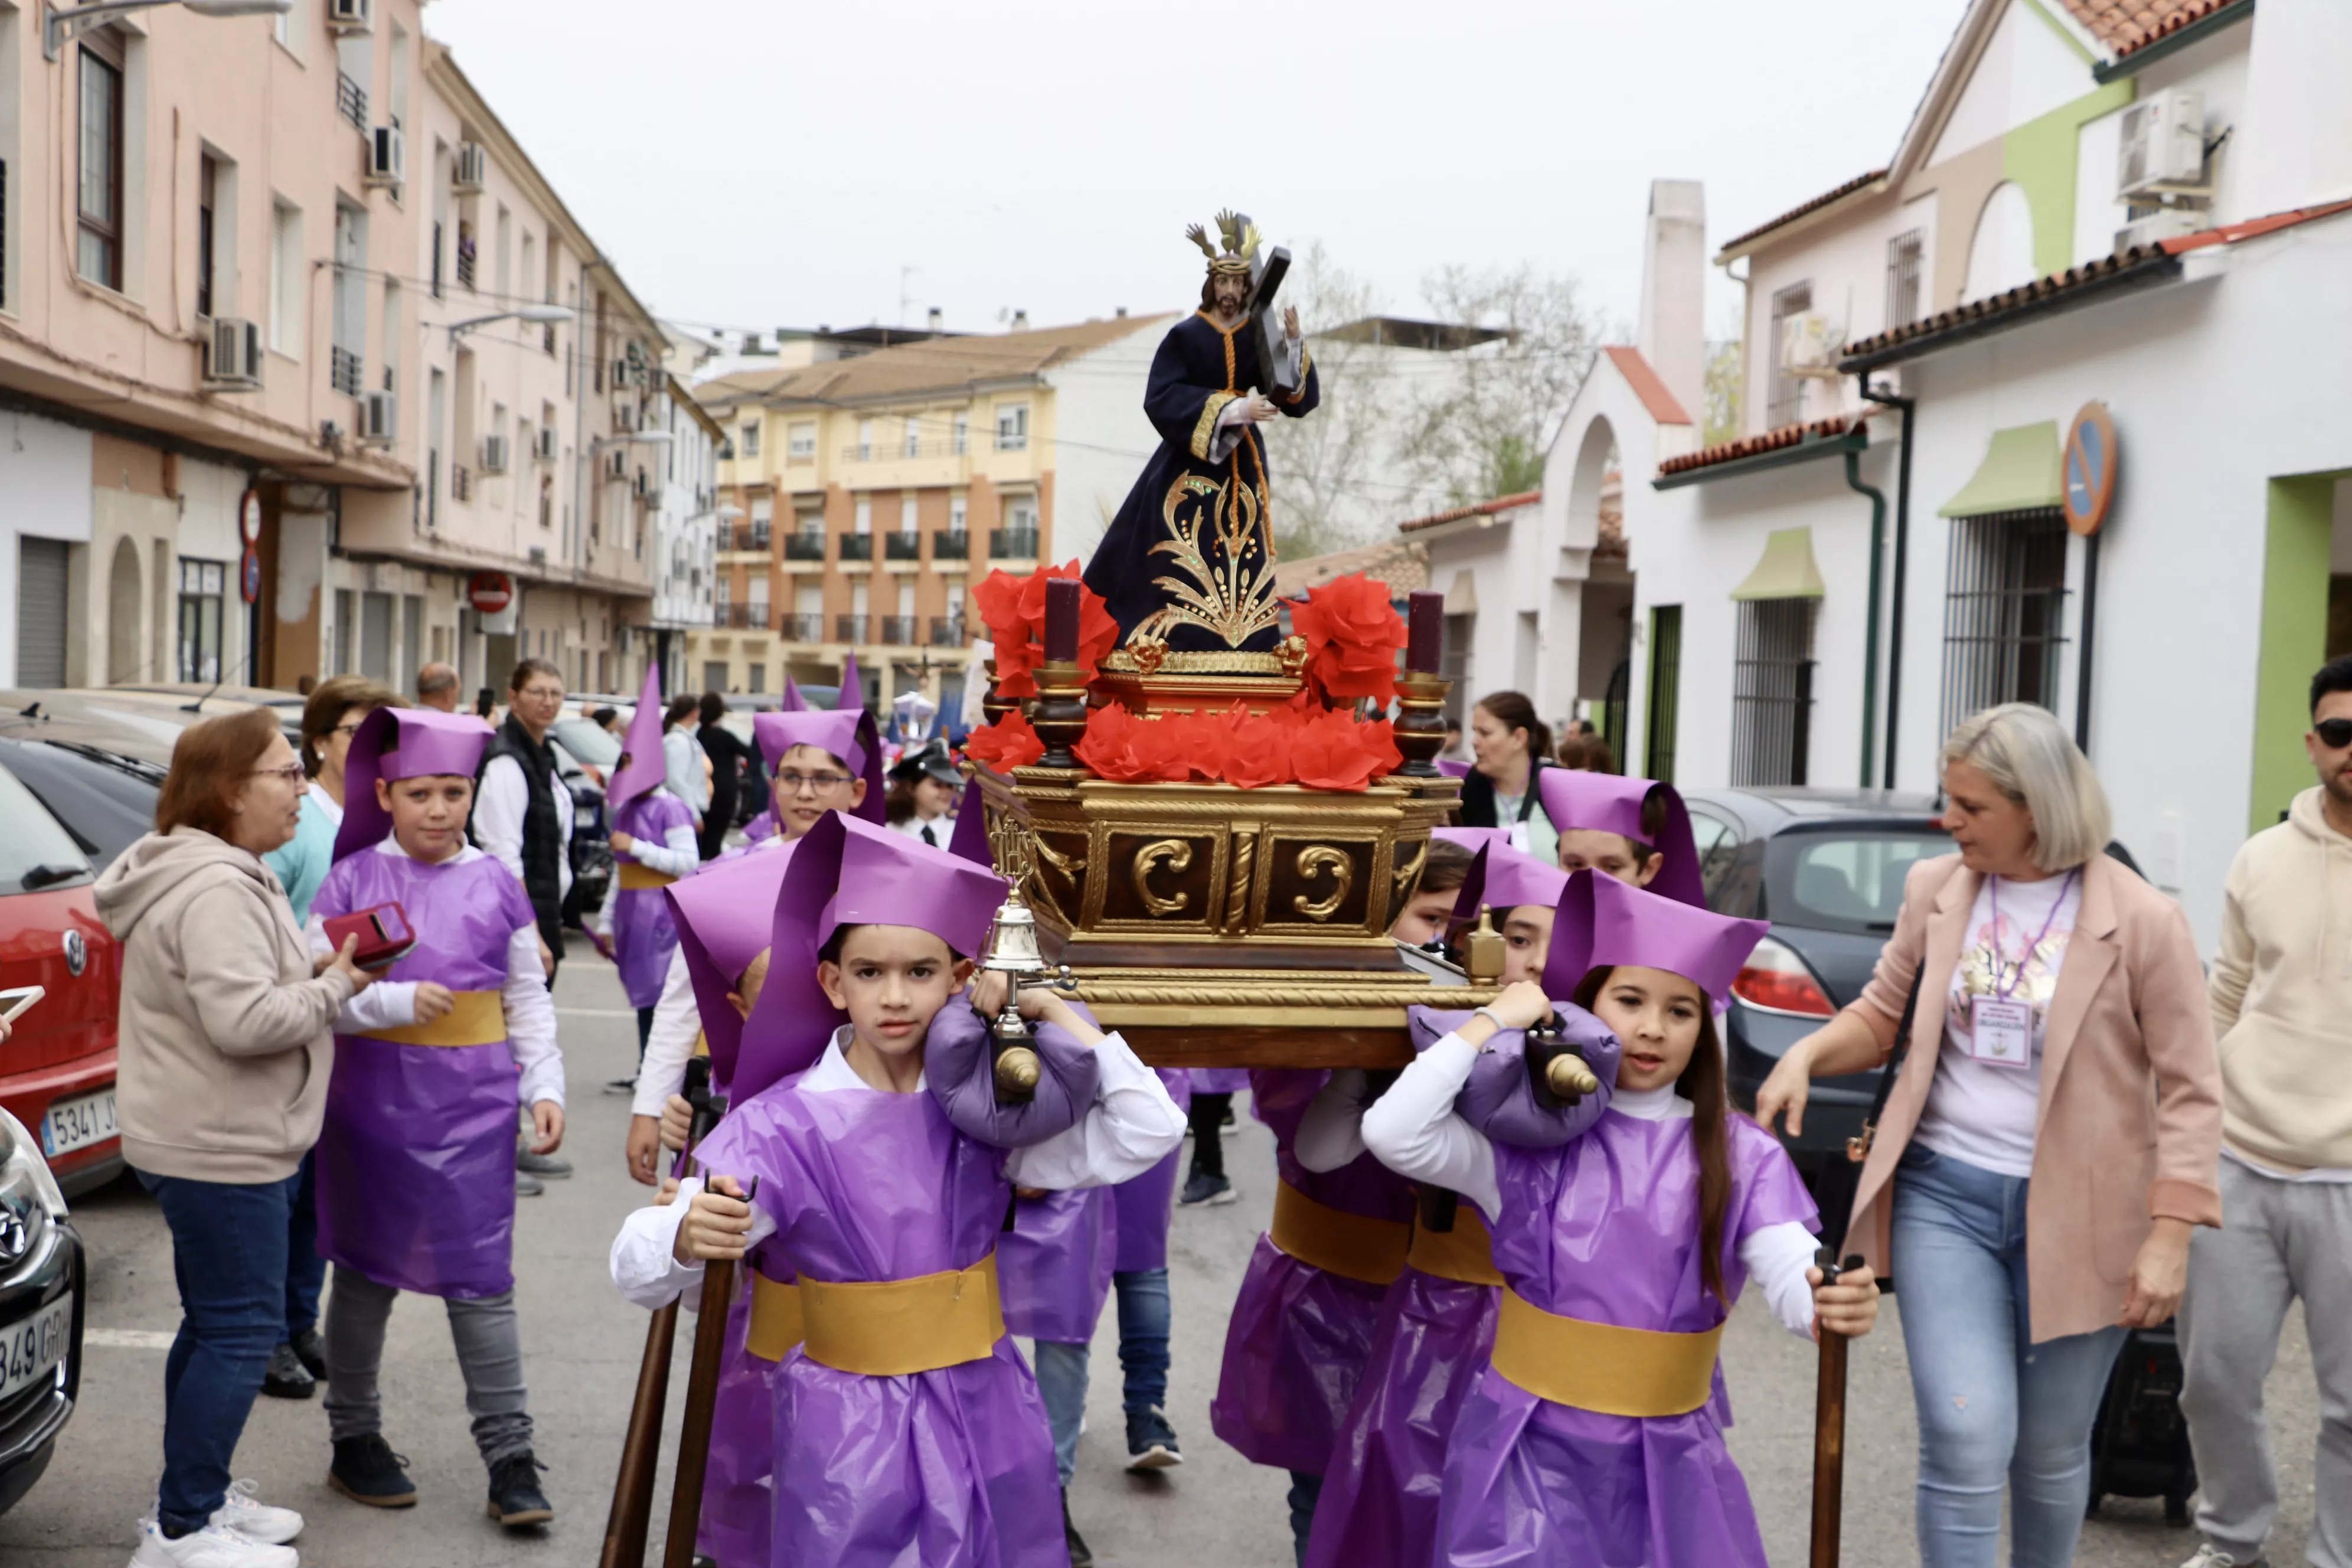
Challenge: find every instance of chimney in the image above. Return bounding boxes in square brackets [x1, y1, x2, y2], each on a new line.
[1010, 309, 1029, 332]
[927, 306, 943, 331]
[1636, 179, 1707, 426]
[1115, 305, 1128, 318]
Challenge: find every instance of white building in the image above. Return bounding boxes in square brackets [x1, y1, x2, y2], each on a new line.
[645, 374, 724, 692]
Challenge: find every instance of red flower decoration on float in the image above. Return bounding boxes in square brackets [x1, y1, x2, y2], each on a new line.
[1290, 707, 1389, 792]
[1222, 709, 1296, 789]
[972, 562, 1119, 699]
[1074, 705, 1187, 784]
[963, 710, 1044, 771]
[1287, 573, 1409, 704]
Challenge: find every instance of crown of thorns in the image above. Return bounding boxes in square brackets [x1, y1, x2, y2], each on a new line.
[1185, 210, 1260, 276]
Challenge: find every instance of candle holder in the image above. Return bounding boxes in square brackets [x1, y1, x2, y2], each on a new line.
[980, 658, 1017, 730]
[1393, 671, 1452, 778]
[1027, 659, 1089, 769]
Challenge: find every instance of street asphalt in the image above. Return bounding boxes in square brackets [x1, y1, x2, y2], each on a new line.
[0, 949, 2321, 1566]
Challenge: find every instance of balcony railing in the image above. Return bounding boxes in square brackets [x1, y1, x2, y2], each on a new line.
[840, 439, 971, 463]
[728, 522, 771, 552]
[780, 613, 822, 642]
[883, 530, 922, 561]
[330, 346, 364, 397]
[838, 532, 875, 562]
[710, 603, 729, 628]
[935, 529, 971, 558]
[336, 72, 367, 130]
[929, 616, 968, 647]
[451, 465, 472, 501]
[718, 603, 771, 631]
[990, 527, 1040, 560]
[456, 246, 476, 291]
[782, 531, 828, 563]
[878, 615, 918, 645]
[836, 613, 870, 643]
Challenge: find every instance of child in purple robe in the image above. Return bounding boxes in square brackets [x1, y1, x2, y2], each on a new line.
[303, 707, 567, 1528]
[610, 813, 1186, 1568]
[1537, 767, 1707, 904]
[1361, 870, 1881, 1568]
[604, 667, 701, 1072]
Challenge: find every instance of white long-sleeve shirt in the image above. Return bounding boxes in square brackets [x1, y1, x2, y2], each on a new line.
[1358, 1033, 1821, 1340]
[610, 1023, 1187, 1309]
[475, 751, 575, 901]
[663, 727, 710, 816]
[627, 832, 793, 1121]
[305, 841, 565, 1109]
[594, 814, 700, 940]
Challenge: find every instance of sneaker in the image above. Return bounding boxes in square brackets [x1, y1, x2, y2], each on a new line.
[258, 1343, 313, 1400]
[129, 1518, 298, 1568]
[515, 1149, 573, 1178]
[515, 1170, 544, 1197]
[2179, 1549, 2265, 1568]
[328, 1433, 417, 1508]
[1061, 1489, 1094, 1568]
[603, 1076, 638, 1095]
[208, 1480, 302, 1546]
[1178, 1172, 1236, 1207]
[486, 1452, 554, 1528]
[1221, 1105, 1237, 1129]
[288, 1327, 326, 1381]
[1124, 1406, 1183, 1470]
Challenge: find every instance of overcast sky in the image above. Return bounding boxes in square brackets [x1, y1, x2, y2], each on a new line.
[423, 1, 1971, 345]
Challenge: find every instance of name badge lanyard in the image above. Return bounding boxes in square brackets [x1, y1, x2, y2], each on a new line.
[1970, 870, 2076, 1070]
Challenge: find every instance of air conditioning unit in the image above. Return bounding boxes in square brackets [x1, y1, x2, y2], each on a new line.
[326, 0, 372, 34]
[453, 142, 488, 195]
[606, 448, 629, 480]
[527, 545, 547, 569]
[366, 125, 405, 188]
[1779, 311, 1841, 379]
[2118, 89, 2207, 201]
[481, 434, 510, 475]
[202, 317, 264, 390]
[535, 427, 558, 462]
[2115, 208, 2204, 254]
[361, 390, 397, 446]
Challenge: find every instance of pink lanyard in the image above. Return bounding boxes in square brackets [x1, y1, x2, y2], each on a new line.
[1985, 869, 2077, 1001]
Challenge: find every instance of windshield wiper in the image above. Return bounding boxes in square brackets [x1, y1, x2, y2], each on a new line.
[19, 863, 90, 890]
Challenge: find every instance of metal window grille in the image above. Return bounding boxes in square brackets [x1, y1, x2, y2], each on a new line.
[336, 71, 368, 130]
[1765, 282, 1811, 429]
[1939, 509, 2070, 737]
[1729, 599, 1816, 787]
[1645, 605, 1684, 783]
[331, 345, 364, 396]
[1885, 228, 1926, 332]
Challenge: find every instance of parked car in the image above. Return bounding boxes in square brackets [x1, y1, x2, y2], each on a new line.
[0, 1105, 84, 1515]
[1, 687, 296, 751]
[551, 738, 612, 929]
[1681, 788, 1954, 1179]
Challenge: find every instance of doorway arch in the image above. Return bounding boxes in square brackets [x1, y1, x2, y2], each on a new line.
[107, 537, 143, 682]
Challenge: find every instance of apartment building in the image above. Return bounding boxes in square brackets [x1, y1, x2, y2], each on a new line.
[0, 0, 682, 700]
[688, 315, 1166, 714]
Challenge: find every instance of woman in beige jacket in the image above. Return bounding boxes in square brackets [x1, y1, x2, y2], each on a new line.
[1757, 703, 2222, 1568]
[97, 707, 373, 1568]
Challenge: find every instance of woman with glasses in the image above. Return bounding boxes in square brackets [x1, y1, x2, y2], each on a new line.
[97, 707, 378, 1566]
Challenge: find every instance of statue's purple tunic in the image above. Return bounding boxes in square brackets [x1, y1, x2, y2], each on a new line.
[612, 790, 694, 1008]
[311, 850, 538, 1299]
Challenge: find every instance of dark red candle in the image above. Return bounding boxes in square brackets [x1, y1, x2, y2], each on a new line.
[1407, 590, 1444, 674]
[1043, 577, 1081, 664]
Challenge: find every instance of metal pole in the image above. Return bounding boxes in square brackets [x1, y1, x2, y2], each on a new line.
[1843, 448, 1888, 789]
[2074, 527, 2101, 753]
[1866, 387, 1917, 789]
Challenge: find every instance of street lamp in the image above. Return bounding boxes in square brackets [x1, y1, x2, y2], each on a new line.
[45, 0, 292, 60]
[446, 303, 576, 342]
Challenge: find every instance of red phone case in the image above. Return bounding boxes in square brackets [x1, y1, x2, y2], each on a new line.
[322, 903, 417, 970]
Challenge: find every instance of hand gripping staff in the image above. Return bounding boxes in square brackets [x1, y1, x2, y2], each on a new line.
[598, 1056, 720, 1568]
[1809, 1246, 1866, 1568]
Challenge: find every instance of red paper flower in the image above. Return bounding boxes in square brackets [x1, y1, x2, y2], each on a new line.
[964, 711, 1044, 770]
[974, 562, 1118, 698]
[1223, 709, 1296, 789]
[1289, 707, 1387, 791]
[1288, 574, 1409, 703]
[1075, 705, 1187, 783]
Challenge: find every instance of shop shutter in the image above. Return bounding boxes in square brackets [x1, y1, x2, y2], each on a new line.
[16, 538, 70, 687]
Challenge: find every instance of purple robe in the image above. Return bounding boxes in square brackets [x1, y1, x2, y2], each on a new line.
[1000, 1188, 1115, 1345]
[692, 1070, 1063, 1568]
[1190, 1067, 1249, 1096]
[613, 791, 695, 1009]
[1211, 1069, 1416, 1476]
[1431, 1113, 1817, 1567]
[312, 851, 537, 1299]
[1112, 1069, 1190, 1273]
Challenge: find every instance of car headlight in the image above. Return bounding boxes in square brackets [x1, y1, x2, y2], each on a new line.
[0, 1108, 70, 1221]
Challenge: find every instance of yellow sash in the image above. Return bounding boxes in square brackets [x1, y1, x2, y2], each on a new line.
[1489, 1288, 1724, 1418]
[1406, 1207, 1507, 1288]
[746, 1273, 808, 1363]
[357, 990, 505, 1048]
[795, 1252, 1005, 1377]
[618, 863, 678, 891]
[1270, 1181, 1410, 1287]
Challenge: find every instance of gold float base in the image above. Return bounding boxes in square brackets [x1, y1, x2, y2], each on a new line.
[1072, 968, 1501, 1069]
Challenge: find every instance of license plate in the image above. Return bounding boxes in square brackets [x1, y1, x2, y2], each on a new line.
[40, 1089, 117, 1158]
[0, 1298, 70, 1404]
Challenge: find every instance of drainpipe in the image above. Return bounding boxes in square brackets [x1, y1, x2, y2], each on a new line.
[1859, 381, 1916, 790]
[1843, 446, 1887, 789]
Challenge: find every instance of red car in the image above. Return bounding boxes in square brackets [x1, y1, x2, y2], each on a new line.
[0, 736, 128, 1197]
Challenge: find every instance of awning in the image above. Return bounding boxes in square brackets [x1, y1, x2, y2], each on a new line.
[1939, 422, 2063, 518]
[1444, 569, 1477, 613]
[1730, 527, 1826, 602]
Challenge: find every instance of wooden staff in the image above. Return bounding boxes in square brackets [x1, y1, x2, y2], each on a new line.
[662, 1168, 756, 1568]
[599, 1059, 717, 1568]
[1809, 1247, 1863, 1568]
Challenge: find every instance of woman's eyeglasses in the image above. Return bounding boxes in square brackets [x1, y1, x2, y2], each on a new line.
[2315, 717, 2352, 750]
[250, 764, 309, 785]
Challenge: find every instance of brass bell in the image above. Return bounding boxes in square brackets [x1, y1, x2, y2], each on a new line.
[1462, 906, 1505, 984]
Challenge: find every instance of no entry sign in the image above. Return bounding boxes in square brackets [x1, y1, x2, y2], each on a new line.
[468, 571, 515, 615]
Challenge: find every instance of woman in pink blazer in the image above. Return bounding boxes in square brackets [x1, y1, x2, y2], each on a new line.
[1758, 703, 2221, 1568]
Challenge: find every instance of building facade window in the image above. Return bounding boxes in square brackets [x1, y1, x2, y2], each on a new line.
[903, 416, 920, 458]
[77, 41, 124, 290]
[269, 199, 303, 356]
[1764, 282, 1812, 431]
[788, 421, 815, 460]
[1645, 604, 1683, 784]
[177, 559, 227, 682]
[1939, 509, 2070, 737]
[952, 412, 969, 455]
[1884, 228, 1926, 334]
[197, 155, 219, 317]
[739, 420, 760, 458]
[995, 403, 1028, 452]
[1729, 599, 1816, 788]
[857, 419, 874, 461]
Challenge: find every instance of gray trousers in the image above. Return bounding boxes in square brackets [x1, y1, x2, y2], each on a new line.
[321, 1265, 534, 1467]
[2178, 1158, 2352, 1568]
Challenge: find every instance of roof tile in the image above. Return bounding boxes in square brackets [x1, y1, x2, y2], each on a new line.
[1396, 491, 1543, 536]
[2057, 0, 2250, 57]
[1718, 169, 1889, 255]
[1655, 414, 1869, 478]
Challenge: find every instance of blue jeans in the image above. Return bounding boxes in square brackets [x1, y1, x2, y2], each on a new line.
[137, 1168, 300, 1535]
[1892, 1142, 2126, 1568]
[283, 1151, 325, 1340]
[1030, 1340, 1088, 1487]
[1113, 1267, 1171, 1413]
[1286, 1470, 1323, 1567]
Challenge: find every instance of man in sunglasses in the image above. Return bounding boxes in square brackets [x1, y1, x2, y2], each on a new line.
[2175, 654, 2352, 1568]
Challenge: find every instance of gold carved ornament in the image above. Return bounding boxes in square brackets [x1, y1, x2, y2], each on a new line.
[1224, 828, 1257, 934]
[1292, 847, 1354, 922]
[1131, 472, 1279, 651]
[1132, 839, 1195, 917]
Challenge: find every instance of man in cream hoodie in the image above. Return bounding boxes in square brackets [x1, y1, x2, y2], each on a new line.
[2177, 655, 2352, 1568]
